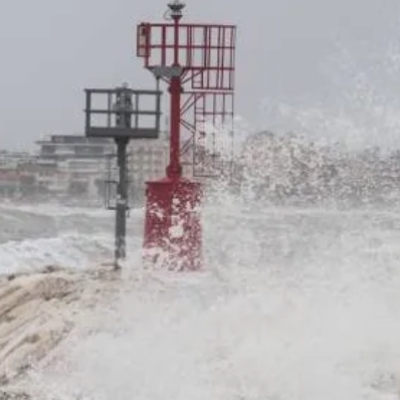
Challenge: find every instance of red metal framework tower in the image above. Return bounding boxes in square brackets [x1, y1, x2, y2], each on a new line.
[137, 0, 237, 270]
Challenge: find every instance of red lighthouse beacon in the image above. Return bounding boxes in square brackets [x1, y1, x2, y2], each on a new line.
[137, 0, 237, 270]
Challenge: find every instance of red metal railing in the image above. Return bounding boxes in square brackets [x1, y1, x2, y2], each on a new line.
[137, 19, 236, 177]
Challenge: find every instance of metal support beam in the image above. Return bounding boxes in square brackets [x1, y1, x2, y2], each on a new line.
[113, 86, 131, 270]
[114, 137, 129, 269]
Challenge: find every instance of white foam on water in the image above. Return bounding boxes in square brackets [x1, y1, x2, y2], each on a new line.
[0, 203, 121, 274]
[0, 233, 115, 274]
[16, 193, 400, 400]
[0, 202, 144, 219]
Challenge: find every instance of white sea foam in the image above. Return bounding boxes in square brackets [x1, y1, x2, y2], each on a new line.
[0, 233, 115, 274]
[9, 195, 400, 400]
[0, 203, 118, 274]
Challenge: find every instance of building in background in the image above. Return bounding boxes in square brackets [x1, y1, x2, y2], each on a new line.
[36, 134, 113, 160]
[35, 134, 114, 200]
[0, 131, 172, 205]
[0, 152, 37, 197]
[33, 133, 170, 205]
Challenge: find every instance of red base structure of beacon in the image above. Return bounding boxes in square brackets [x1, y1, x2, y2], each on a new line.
[137, 0, 236, 270]
[143, 177, 202, 270]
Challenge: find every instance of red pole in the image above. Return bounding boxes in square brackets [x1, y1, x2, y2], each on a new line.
[166, 76, 182, 179]
[166, 11, 182, 180]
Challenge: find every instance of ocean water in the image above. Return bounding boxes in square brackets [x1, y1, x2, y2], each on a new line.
[0, 203, 146, 274]
[2, 198, 400, 399]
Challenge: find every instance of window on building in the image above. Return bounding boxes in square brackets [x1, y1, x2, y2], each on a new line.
[41, 145, 56, 155]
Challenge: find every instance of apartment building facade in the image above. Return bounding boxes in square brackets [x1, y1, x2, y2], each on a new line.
[34, 134, 114, 199]
[0, 131, 173, 204]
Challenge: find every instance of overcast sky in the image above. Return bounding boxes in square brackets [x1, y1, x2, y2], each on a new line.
[1, 0, 400, 151]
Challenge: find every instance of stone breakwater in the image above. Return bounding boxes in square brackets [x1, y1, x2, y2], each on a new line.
[0, 265, 122, 399]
